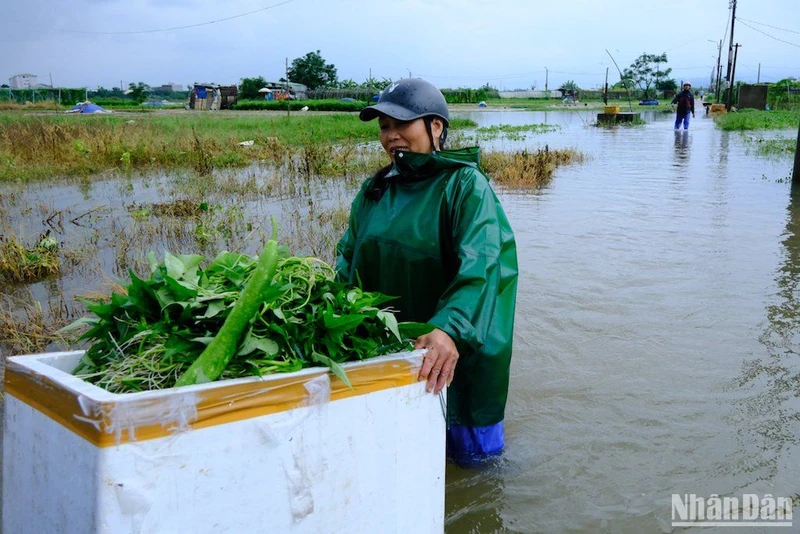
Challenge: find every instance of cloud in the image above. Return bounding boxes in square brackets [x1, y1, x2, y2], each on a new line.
[2, 0, 798, 89]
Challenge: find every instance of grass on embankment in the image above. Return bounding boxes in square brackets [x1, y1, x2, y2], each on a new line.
[0, 111, 477, 181]
[715, 109, 799, 131]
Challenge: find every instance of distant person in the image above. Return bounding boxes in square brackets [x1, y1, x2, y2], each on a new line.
[671, 82, 695, 130]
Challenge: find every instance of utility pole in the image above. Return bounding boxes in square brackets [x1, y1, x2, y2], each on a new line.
[545, 67, 548, 93]
[757, 63, 761, 84]
[727, 43, 741, 110]
[285, 57, 290, 117]
[711, 39, 722, 103]
[723, 0, 737, 106]
[725, 0, 737, 83]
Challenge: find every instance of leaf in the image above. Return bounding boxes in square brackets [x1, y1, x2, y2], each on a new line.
[322, 306, 366, 333]
[397, 322, 437, 340]
[311, 351, 351, 388]
[237, 333, 280, 357]
[201, 300, 228, 319]
[146, 251, 159, 273]
[56, 316, 96, 334]
[126, 270, 160, 316]
[164, 275, 198, 303]
[176, 253, 204, 284]
[377, 310, 401, 341]
[164, 251, 186, 280]
[348, 290, 396, 309]
[164, 334, 202, 361]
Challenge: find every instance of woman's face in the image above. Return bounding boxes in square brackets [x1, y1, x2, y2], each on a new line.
[379, 115, 443, 162]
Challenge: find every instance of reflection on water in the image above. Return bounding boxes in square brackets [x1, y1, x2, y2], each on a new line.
[672, 130, 690, 168]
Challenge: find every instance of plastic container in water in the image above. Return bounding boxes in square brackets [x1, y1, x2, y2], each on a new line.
[3, 350, 445, 533]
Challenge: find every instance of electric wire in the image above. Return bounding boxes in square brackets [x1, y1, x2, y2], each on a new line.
[737, 20, 800, 48]
[736, 17, 800, 36]
[9, 0, 294, 35]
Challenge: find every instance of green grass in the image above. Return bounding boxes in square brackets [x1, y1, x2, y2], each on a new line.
[0, 111, 478, 181]
[715, 109, 800, 131]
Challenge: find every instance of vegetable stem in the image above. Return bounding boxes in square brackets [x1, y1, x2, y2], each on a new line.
[175, 225, 280, 387]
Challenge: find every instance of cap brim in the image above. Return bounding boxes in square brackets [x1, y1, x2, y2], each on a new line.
[359, 101, 421, 122]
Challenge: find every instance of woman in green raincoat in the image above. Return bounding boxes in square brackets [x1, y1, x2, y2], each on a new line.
[335, 78, 518, 464]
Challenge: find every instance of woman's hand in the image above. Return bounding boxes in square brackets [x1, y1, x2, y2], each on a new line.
[415, 328, 459, 394]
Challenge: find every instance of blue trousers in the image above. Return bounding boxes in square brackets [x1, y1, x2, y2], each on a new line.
[674, 112, 691, 130]
[447, 421, 505, 466]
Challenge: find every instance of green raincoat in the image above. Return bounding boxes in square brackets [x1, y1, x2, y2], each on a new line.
[335, 147, 518, 427]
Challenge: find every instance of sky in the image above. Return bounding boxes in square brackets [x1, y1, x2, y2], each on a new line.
[2, 0, 799, 92]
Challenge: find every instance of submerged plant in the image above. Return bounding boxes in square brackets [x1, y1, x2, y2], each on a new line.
[0, 230, 61, 283]
[482, 147, 584, 188]
[744, 136, 795, 158]
[475, 123, 560, 141]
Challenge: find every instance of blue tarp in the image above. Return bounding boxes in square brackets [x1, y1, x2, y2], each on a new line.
[66, 102, 109, 114]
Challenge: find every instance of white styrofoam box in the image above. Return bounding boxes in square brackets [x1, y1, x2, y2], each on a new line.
[3, 350, 445, 534]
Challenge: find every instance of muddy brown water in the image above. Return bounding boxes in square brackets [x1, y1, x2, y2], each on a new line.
[1, 107, 798, 532]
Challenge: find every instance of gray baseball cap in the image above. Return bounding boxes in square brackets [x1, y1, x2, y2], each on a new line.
[360, 78, 449, 126]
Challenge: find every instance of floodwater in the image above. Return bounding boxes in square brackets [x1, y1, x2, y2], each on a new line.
[445, 109, 799, 533]
[2, 107, 798, 533]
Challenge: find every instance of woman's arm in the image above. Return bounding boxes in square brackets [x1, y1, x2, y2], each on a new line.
[418, 168, 515, 391]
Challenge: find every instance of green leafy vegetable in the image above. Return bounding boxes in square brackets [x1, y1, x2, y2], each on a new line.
[66, 238, 420, 393]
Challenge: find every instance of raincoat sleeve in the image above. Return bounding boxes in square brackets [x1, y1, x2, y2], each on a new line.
[428, 168, 507, 355]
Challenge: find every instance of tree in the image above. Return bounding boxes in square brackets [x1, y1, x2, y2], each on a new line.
[239, 76, 268, 100]
[559, 80, 580, 98]
[656, 78, 678, 92]
[287, 50, 337, 90]
[361, 77, 392, 91]
[622, 53, 671, 99]
[337, 78, 360, 89]
[127, 82, 149, 104]
[559, 80, 579, 92]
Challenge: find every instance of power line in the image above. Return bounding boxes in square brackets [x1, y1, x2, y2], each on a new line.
[737, 19, 800, 49]
[737, 17, 800, 36]
[11, 0, 294, 35]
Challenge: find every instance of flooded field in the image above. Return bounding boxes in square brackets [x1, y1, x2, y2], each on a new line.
[448, 109, 799, 533]
[2, 108, 798, 532]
